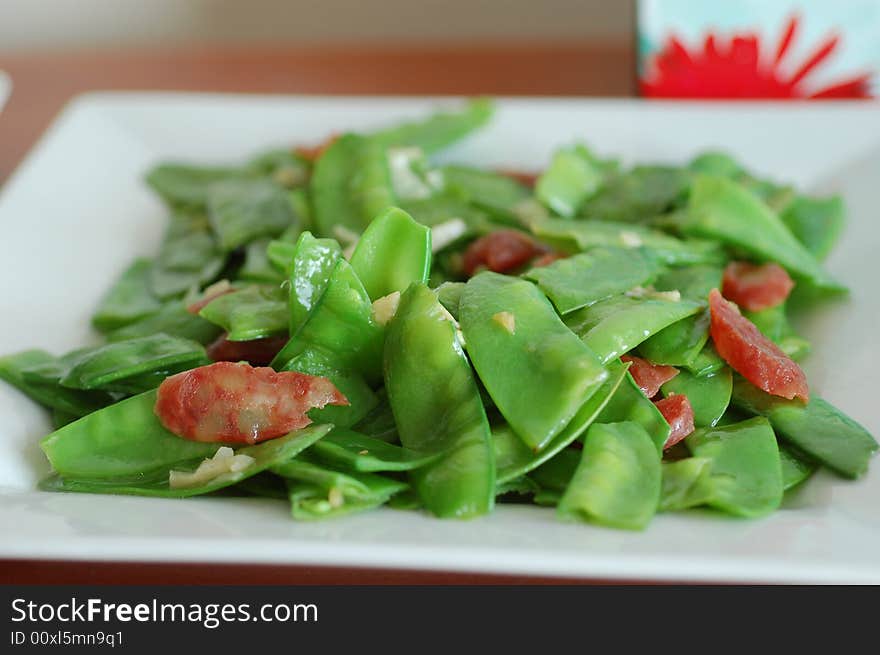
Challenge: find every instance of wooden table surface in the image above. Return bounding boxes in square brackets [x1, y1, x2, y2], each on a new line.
[0, 42, 635, 585]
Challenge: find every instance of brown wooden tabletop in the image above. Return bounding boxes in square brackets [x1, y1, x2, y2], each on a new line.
[0, 42, 636, 585]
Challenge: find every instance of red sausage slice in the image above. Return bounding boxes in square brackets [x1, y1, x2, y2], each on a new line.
[621, 354, 679, 398]
[655, 394, 695, 449]
[206, 333, 289, 366]
[721, 261, 794, 312]
[709, 288, 809, 401]
[155, 362, 347, 444]
[463, 230, 547, 276]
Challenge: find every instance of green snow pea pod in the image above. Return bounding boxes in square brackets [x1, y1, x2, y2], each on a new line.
[41, 425, 330, 498]
[282, 232, 342, 337]
[564, 294, 702, 365]
[536, 145, 603, 217]
[731, 378, 877, 479]
[272, 455, 407, 503]
[107, 299, 222, 345]
[683, 343, 726, 377]
[40, 389, 220, 478]
[199, 285, 288, 341]
[441, 165, 532, 220]
[684, 175, 844, 291]
[496, 476, 540, 497]
[685, 417, 783, 518]
[149, 211, 226, 300]
[493, 358, 629, 484]
[310, 429, 440, 472]
[400, 191, 490, 233]
[0, 350, 113, 418]
[236, 472, 289, 500]
[239, 239, 285, 284]
[58, 334, 208, 393]
[661, 368, 732, 428]
[207, 178, 297, 251]
[533, 489, 562, 506]
[352, 392, 399, 443]
[460, 272, 608, 451]
[371, 98, 493, 154]
[247, 149, 309, 188]
[435, 281, 465, 320]
[527, 447, 580, 492]
[384, 283, 494, 518]
[595, 368, 670, 453]
[780, 195, 845, 261]
[579, 165, 691, 223]
[524, 247, 660, 314]
[349, 207, 431, 300]
[530, 218, 723, 266]
[638, 264, 722, 367]
[779, 444, 816, 491]
[689, 151, 742, 177]
[558, 421, 661, 531]
[265, 240, 298, 273]
[282, 351, 377, 428]
[311, 133, 396, 236]
[145, 163, 252, 208]
[659, 457, 714, 512]
[286, 481, 389, 520]
[91, 259, 162, 332]
[273, 258, 384, 384]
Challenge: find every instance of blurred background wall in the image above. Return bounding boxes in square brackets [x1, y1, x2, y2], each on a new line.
[0, 0, 633, 51]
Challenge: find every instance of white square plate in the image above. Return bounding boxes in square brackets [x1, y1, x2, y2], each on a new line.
[1, 94, 878, 583]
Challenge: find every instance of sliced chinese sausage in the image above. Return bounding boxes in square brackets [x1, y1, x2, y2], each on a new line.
[155, 361, 347, 444]
[654, 394, 695, 449]
[621, 354, 679, 398]
[206, 333, 289, 366]
[708, 288, 809, 402]
[463, 230, 547, 276]
[721, 261, 794, 312]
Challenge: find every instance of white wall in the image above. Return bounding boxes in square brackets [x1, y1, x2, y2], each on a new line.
[0, 0, 633, 51]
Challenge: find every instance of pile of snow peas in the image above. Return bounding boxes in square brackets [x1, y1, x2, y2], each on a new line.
[1, 98, 876, 529]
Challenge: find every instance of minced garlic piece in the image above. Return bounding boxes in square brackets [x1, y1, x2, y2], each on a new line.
[492, 311, 516, 334]
[169, 447, 255, 489]
[272, 166, 306, 188]
[652, 289, 681, 302]
[328, 487, 345, 509]
[620, 231, 643, 247]
[431, 218, 468, 253]
[371, 291, 401, 326]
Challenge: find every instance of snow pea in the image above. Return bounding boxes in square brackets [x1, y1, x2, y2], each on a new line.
[731, 378, 878, 479]
[281, 232, 342, 338]
[781, 194, 844, 261]
[207, 178, 297, 251]
[685, 174, 844, 291]
[58, 335, 208, 394]
[460, 272, 608, 451]
[349, 207, 431, 300]
[107, 299, 222, 345]
[493, 358, 629, 484]
[352, 392, 399, 443]
[199, 285, 288, 341]
[565, 295, 702, 365]
[685, 417, 783, 518]
[286, 481, 389, 520]
[310, 428, 440, 472]
[496, 476, 540, 497]
[659, 457, 714, 512]
[239, 239, 285, 284]
[247, 149, 309, 188]
[40, 389, 220, 478]
[527, 447, 580, 492]
[145, 163, 252, 208]
[41, 425, 330, 498]
[273, 454, 406, 500]
[525, 246, 660, 314]
[530, 218, 723, 266]
[661, 368, 732, 428]
[536, 145, 602, 217]
[779, 444, 816, 491]
[579, 165, 691, 223]
[441, 165, 532, 221]
[0, 350, 113, 418]
[236, 472, 288, 500]
[149, 211, 226, 300]
[638, 264, 722, 367]
[595, 368, 670, 453]
[274, 258, 384, 384]
[311, 133, 396, 236]
[558, 421, 661, 530]
[384, 283, 494, 518]
[91, 259, 161, 332]
[400, 191, 490, 233]
[435, 281, 465, 320]
[683, 343, 726, 377]
[371, 98, 493, 154]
